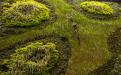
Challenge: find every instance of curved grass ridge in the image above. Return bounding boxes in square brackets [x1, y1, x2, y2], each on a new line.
[3, 42, 59, 75]
[2, 1, 50, 27]
[80, 1, 113, 15]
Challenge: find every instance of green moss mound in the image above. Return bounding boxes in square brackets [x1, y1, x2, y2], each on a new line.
[80, 1, 113, 15]
[2, 1, 50, 27]
[3, 42, 59, 75]
[14, 0, 34, 2]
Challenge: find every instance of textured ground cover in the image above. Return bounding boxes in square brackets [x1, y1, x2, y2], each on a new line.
[0, 35, 71, 75]
[0, 0, 121, 75]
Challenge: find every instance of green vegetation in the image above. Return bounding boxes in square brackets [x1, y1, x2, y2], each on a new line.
[0, 0, 121, 75]
[6, 0, 34, 2]
[1, 1, 50, 27]
[13, 0, 34, 2]
[80, 1, 113, 15]
[3, 42, 59, 75]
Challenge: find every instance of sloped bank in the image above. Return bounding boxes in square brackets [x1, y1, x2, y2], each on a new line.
[89, 27, 121, 75]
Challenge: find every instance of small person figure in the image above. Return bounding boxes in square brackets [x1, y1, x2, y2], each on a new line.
[69, 16, 80, 45]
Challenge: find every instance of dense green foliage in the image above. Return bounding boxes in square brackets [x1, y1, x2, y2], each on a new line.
[80, 1, 113, 15]
[3, 42, 59, 75]
[1, 1, 50, 27]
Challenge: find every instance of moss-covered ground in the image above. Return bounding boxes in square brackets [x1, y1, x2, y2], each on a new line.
[0, 0, 121, 75]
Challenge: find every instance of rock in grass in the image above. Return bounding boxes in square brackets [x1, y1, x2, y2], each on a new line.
[1, 1, 50, 27]
[80, 1, 113, 15]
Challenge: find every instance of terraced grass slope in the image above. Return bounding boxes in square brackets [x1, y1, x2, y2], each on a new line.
[0, 0, 121, 75]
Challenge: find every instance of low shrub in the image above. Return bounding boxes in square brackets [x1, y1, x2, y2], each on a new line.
[4, 42, 59, 75]
[1, 1, 50, 27]
[80, 1, 113, 15]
